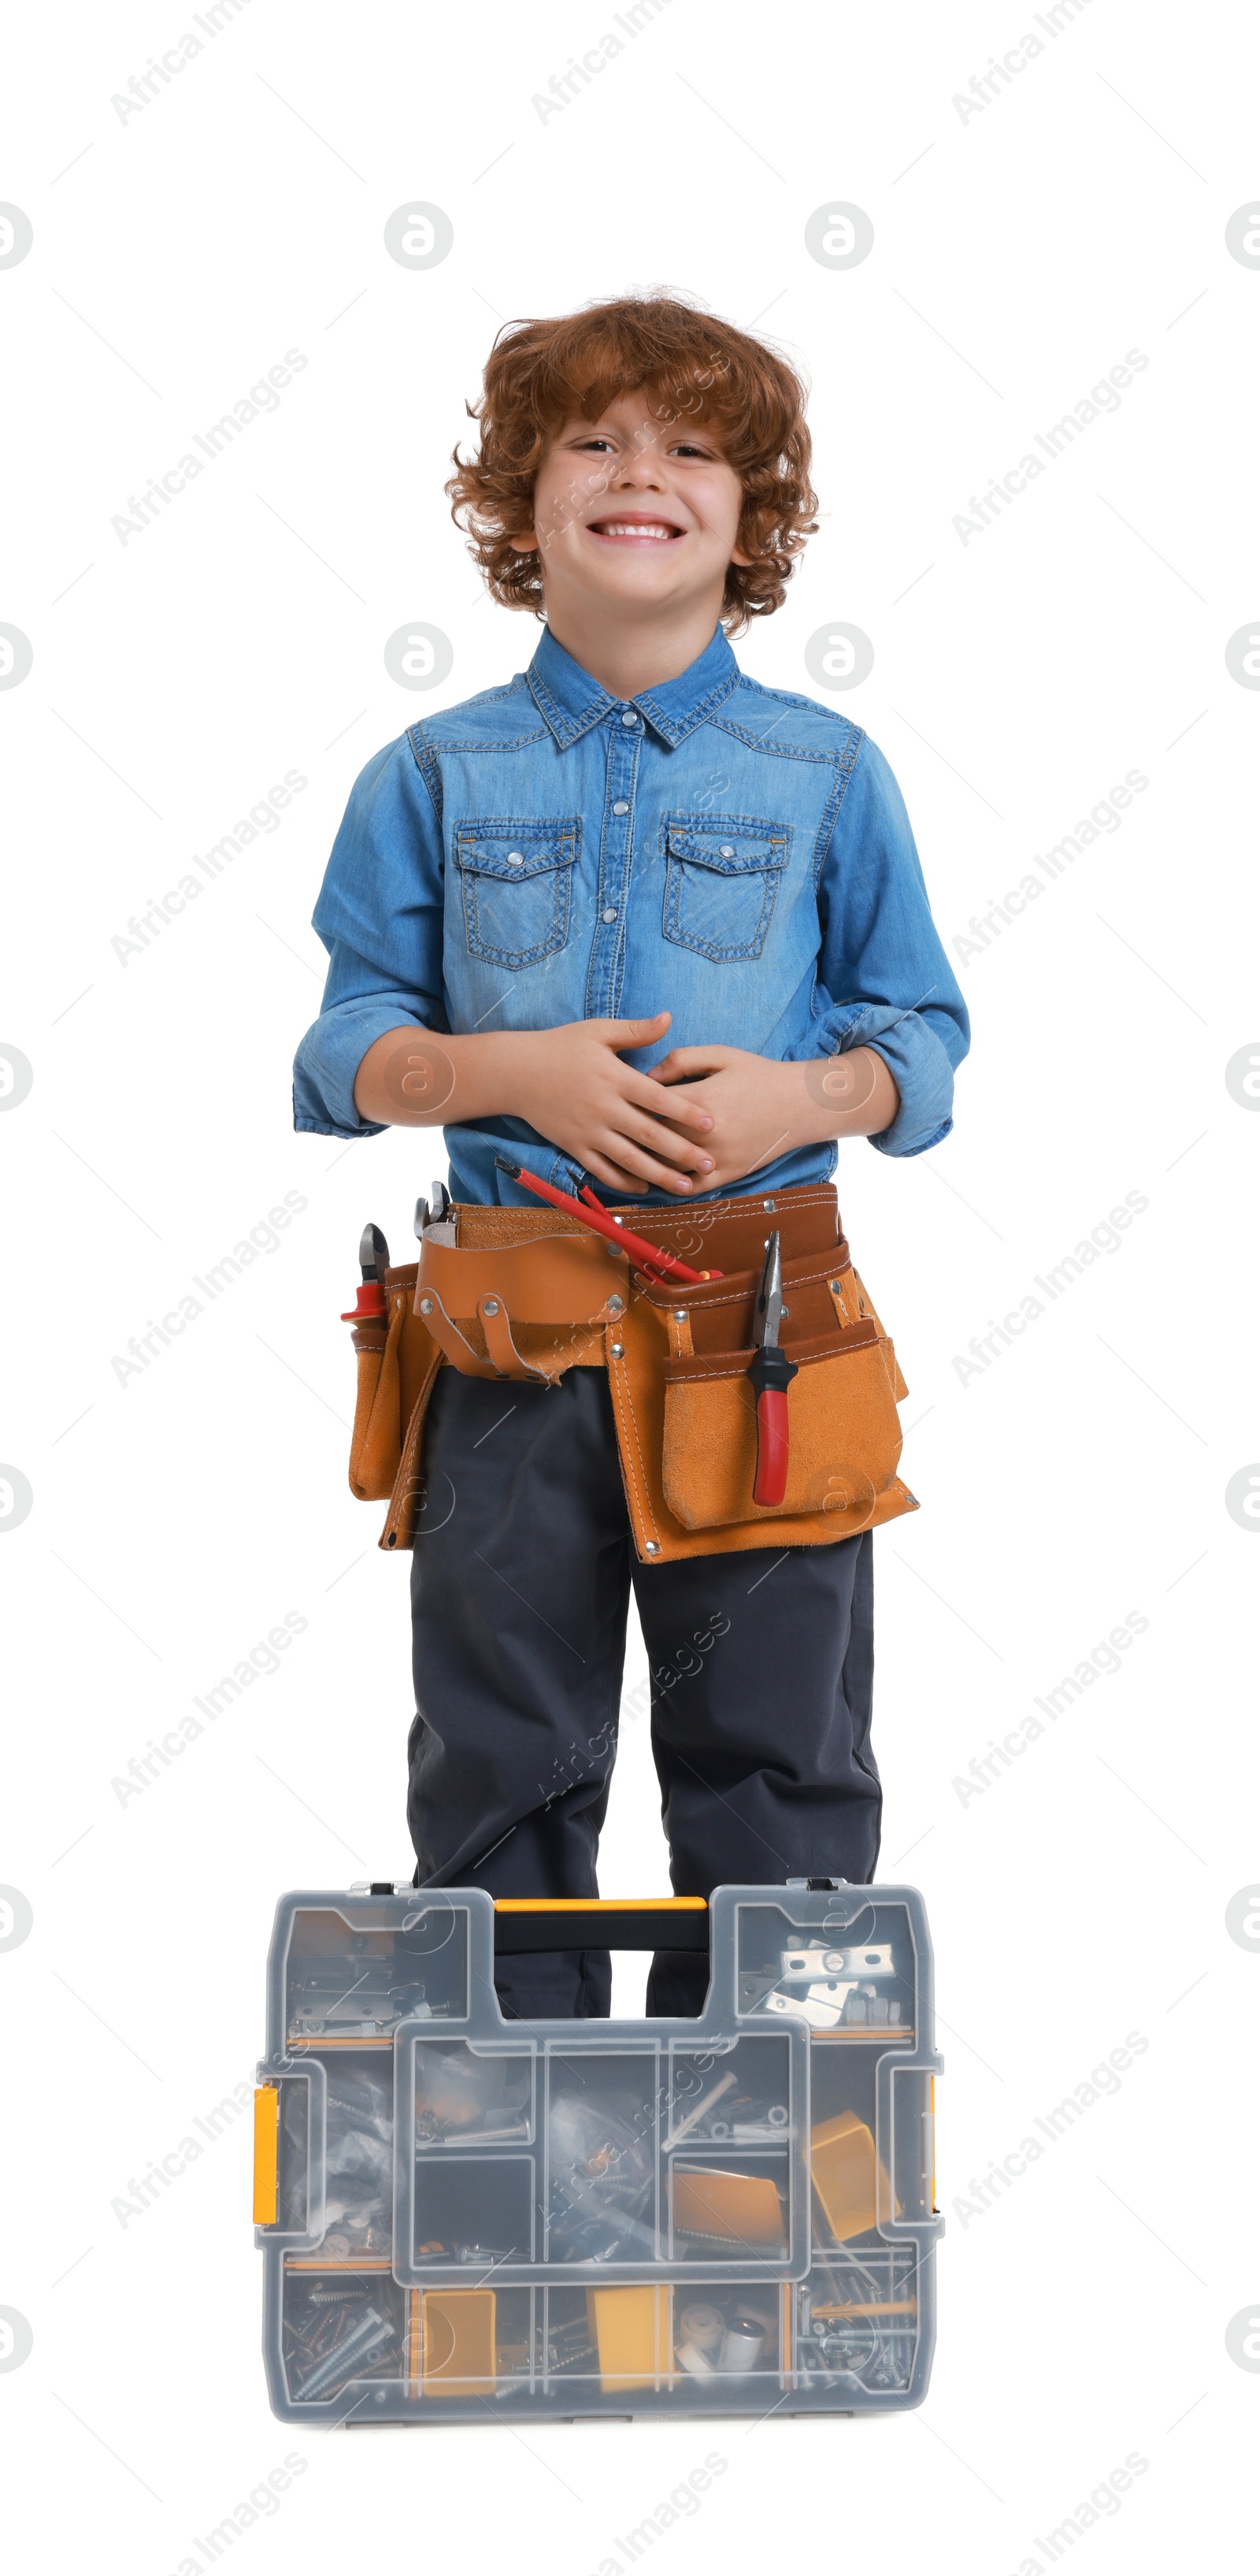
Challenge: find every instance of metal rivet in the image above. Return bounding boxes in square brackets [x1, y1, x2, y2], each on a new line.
[612, 1215, 625, 1226]
[602, 908, 617, 923]
[610, 1342, 624, 1359]
[612, 800, 629, 815]
[719, 843, 735, 857]
[506, 851, 524, 866]
[483, 1297, 499, 1316]
[673, 1308, 687, 1322]
[830, 1280, 841, 1294]
[644, 1540, 660, 1554]
[606, 1240, 623, 1257]
[420, 1297, 433, 1315]
[780, 1304, 790, 1320]
[763, 1199, 776, 1212]
[607, 1294, 624, 1314]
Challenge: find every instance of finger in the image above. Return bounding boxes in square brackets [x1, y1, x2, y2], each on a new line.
[599, 1011, 671, 1052]
[616, 1070, 713, 1130]
[647, 1048, 728, 1085]
[598, 1141, 699, 1195]
[607, 1112, 714, 1176]
[651, 1108, 718, 1149]
[584, 1149, 653, 1197]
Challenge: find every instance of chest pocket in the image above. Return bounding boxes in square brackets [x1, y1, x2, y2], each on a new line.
[454, 818, 580, 967]
[662, 814, 791, 962]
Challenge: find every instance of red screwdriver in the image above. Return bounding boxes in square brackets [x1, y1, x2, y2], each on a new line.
[493, 1156, 721, 1283]
[748, 1231, 798, 1506]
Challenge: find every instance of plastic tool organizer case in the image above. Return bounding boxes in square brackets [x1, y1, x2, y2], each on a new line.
[254, 1880, 942, 2423]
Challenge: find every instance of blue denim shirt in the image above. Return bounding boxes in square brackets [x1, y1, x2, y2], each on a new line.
[293, 624, 969, 1205]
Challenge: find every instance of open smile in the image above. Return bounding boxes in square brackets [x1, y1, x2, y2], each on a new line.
[585, 515, 686, 544]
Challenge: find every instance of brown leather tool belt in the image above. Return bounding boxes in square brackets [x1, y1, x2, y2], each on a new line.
[345, 1185, 917, 1565]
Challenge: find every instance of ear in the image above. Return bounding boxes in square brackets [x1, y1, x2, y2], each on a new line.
[730, 504, 762, 570]
[508, 529, 539, 555]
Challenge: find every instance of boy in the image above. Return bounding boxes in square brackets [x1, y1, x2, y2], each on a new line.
[294, 295, 969, 2021]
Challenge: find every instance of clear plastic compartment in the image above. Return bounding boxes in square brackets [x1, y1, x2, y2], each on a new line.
[282, 2270, 406, 2403]
[735, 1898, 915, 2033]
[545, 2051, 660, 2263]
[285, 1900, 469, 2043]
[793, 2246, 921, 2395]
[415, 2040, 534, 2146]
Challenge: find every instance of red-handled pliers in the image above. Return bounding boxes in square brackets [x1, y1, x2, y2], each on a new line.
[747, 1231, 798, 1506]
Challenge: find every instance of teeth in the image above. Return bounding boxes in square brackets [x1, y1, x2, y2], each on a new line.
[595, 521, 677, 539]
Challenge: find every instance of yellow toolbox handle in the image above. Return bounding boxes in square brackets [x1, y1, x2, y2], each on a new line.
[493, 1895, 709, 1957]
[253, 2084, 279, 2225]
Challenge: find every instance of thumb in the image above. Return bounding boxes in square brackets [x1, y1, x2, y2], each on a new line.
[603, 1010, 671, 1052]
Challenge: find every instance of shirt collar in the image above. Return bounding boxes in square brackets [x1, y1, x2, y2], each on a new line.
[526, 622, 740, 749]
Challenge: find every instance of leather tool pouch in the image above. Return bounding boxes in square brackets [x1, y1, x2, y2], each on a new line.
[606, 1204, 916, 1565]
[345, 1216, 627, 1554]
[344, 1186, 916, 1563]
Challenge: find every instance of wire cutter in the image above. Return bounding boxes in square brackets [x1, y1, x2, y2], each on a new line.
[747, 1231, 799, 1507]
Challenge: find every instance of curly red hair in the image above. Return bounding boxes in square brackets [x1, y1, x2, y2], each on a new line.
[447, 293, 818, 633]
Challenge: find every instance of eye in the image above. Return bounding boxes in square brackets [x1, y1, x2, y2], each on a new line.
[670, 443, 713, 460]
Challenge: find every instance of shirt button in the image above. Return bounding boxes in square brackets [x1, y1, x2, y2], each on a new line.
[621, 710, 639, 726]
[506, 851, 524, 867]
[612, 800, 629, 815]
[602, 908, 618, 923]
[719, 844, 734, 858]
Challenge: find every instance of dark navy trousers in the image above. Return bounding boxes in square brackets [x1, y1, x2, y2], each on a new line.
[408, 1364, 880, 2019]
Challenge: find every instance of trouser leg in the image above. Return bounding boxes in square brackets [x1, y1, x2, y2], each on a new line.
[632, 1532, 879, 2016]
[408, 1366, 632, 2019]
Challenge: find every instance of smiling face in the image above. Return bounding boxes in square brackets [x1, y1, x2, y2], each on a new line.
[510, 388, 750, 649]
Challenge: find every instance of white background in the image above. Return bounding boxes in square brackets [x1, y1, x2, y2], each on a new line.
[2, 0, 1258, 2567]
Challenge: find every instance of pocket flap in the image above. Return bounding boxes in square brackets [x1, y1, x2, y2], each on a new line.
[664, 824, 789, 874]
[454, 821, 580, 881]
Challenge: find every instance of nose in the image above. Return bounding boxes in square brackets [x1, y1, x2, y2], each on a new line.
[611, 441, 665, 491]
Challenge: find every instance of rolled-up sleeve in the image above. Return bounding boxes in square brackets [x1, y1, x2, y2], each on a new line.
[808, 734, 969, 1156]
[292, 731, 447, 1138]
